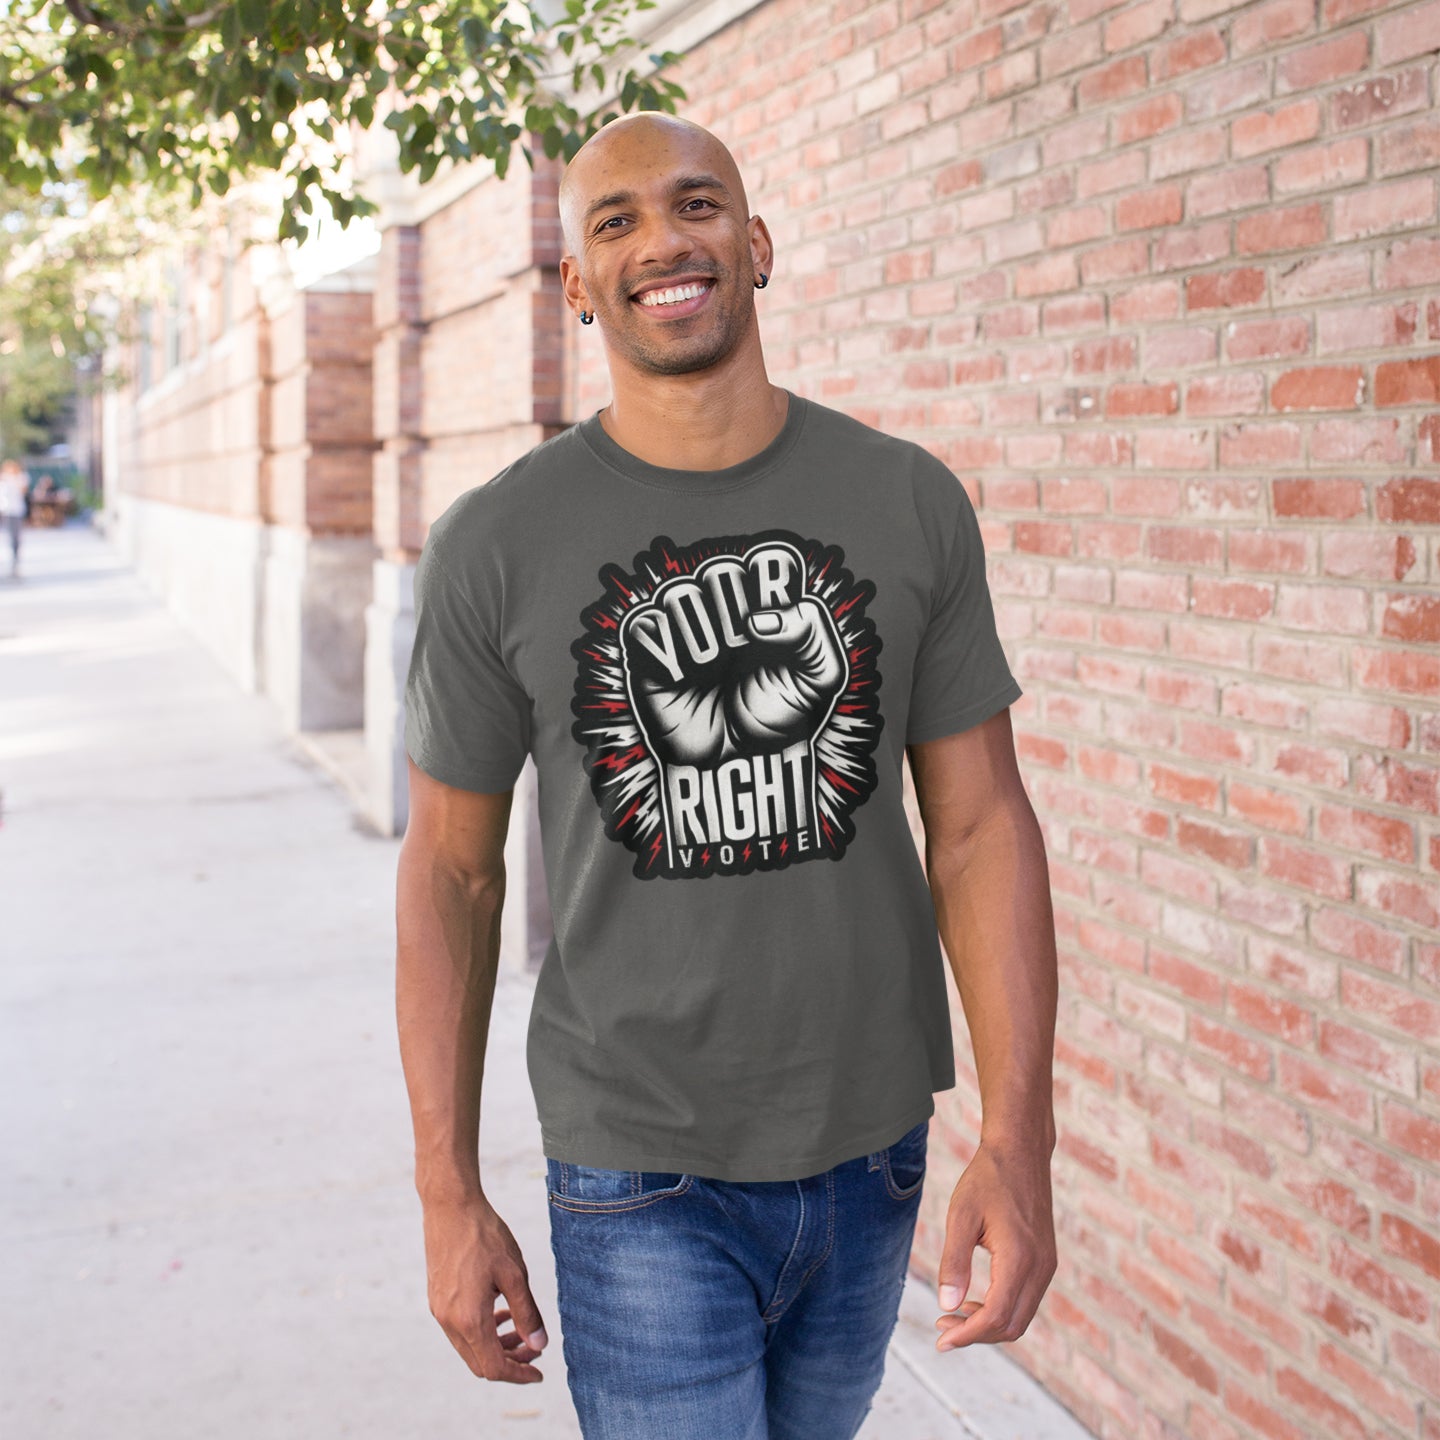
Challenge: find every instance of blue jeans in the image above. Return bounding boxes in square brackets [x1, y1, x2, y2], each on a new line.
[545, 1119, 929, 1439]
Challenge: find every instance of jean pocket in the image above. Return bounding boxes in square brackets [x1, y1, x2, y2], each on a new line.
[546, 1158, 694, 1213]
[879, 1120, 929, 1201]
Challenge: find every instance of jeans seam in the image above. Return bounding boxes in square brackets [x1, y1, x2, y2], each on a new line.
[761, 1180, 808, 1322]
[547, 1173, 695, 1213]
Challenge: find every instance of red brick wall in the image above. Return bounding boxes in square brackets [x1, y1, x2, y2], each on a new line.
[407, 151, 571, 534]
[115, 248, 269, 519]
[556, 1, 1440, 1436]
[270, 289, 377, 535]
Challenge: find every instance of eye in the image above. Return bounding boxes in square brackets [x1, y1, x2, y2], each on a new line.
[595, 198, 718, 234]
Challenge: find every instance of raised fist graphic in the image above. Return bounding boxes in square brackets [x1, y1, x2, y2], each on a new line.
[619, 542, 847, 768]
[618, 541, 849, 868]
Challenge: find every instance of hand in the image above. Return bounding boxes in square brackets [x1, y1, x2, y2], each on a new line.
[933, 1137, 1057, 1350]
[620, 544, 846, 769]
[422, 1193, 549, 1383]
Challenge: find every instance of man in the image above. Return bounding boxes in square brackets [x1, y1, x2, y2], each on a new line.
[0, 459, 29, 578]
[396, 111, 1058, 1439]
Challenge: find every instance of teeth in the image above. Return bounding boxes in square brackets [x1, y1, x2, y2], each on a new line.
[638, 282, 709, 307]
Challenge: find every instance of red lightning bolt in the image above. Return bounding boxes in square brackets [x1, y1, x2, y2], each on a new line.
[647, 833, 664, 868]
[594, 745, 646, 773]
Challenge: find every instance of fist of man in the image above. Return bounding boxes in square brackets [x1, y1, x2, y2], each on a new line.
[618, 541, 848, 869]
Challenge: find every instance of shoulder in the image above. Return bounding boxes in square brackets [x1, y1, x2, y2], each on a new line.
[801, 394, 959, 502]
[423, 424, 582, 564]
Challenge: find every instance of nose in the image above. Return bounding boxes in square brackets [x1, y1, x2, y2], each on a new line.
[633, 208, 696, 271]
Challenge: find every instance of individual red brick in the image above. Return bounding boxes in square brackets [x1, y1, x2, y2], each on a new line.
[1354, 646, 1440, 697]
[1376, 593, 1440, 645]
[1227, 529, 1311, 575]
[1191, 578, 1275, 620]
[1150, 948, 1226, 1007]
[1389, 1329, 1440, 1402]
[1379, 1211, 1440, 1283]
[1228, 981, 1313, 1046]
[1201, 1117, 1275, 1180]
[1269, 746, 1342, 797]
[1279, 1052, 1373, 1127]
[1354, 860, 1429, 942]
[1289, 1272, 1382, 1357]
[1150, 1227, 1228, 1295]
[1311, 908, 1407, 976]
[1259, 838, 1352, 900]
[1381, 1100, 1440, 1164]
[1376, 477, 1440, 521]
[1151, 1322, 1221, 1394]
[1190, 1016, 1273, 1082]
[1125, 1166, 1196, 1234]
[1236, 202, 1326, 255]
[1272, 477, 1367, 518]
[1106, 381, 1180, 417]
[1315, 1340, 1422, 1433]
[1316, 804, 1416, 863]
[1322, 532, 1419, 581]
[1226, 783, 1307, 840]
[1270, 365, 1365, 411]
[1319, 1017, 1418, 1095]
[1354, 755, 1440, 816]
[1176, 817, 1253, 869]
[1249, 940, 1338, 1001]
[1274, 1367, 1368, 1440]
[1328, 1233, 1431, 1322]
[1341, 970, 1440, 1041]
[1223, 1380, 1308, 1440]
[1151, 763, 1222, 809]
[1230, 1274, 1308, 1356]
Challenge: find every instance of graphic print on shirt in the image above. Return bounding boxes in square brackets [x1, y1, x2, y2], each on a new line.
[571, 531, 884, 880]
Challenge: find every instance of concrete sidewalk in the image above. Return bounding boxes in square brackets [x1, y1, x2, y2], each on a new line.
[1, 520, 1089, 1440]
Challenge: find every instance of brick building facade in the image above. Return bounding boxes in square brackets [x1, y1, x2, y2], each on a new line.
[109, 0, 1440, 1434]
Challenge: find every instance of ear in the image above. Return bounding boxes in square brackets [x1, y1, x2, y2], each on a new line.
[559, 255, 590, 315]
[747, 214, 775, 282]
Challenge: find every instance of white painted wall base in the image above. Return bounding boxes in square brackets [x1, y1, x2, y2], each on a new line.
[262, 528, 375, 732]
[107, 495, 373, 737]
[364, 557, 415, 838]
[108, 494, 266, 695]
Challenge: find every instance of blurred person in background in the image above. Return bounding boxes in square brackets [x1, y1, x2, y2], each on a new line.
[0, 459, 30, 578]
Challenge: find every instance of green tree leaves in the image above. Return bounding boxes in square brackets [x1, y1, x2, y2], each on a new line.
[0, 1, 688, 242]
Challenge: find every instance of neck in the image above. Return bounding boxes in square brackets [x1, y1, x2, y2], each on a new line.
[599, 364, 789, 472]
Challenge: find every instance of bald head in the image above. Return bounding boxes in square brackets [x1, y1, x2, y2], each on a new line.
[558, 113, 750, 258]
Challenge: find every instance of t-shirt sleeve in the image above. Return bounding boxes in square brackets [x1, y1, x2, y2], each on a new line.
[403, 533, 532, 794]
[905, 466, 1023, 746]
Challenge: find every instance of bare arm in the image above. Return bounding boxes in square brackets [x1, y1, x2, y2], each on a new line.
[908, 707, 1058, 1350]
[395, 758, 549, 1383]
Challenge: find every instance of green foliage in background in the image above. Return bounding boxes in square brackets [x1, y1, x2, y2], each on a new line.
[1, 0, 687, 243]
[1, 181, 106, 454]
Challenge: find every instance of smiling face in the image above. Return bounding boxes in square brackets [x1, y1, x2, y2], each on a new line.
[559, 116, 773, 379]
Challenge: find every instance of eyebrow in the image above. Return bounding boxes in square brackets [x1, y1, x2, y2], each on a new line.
[583, 174, 730, 227]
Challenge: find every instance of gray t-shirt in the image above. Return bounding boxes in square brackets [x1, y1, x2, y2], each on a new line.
[403, 389, 1022, 1182]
